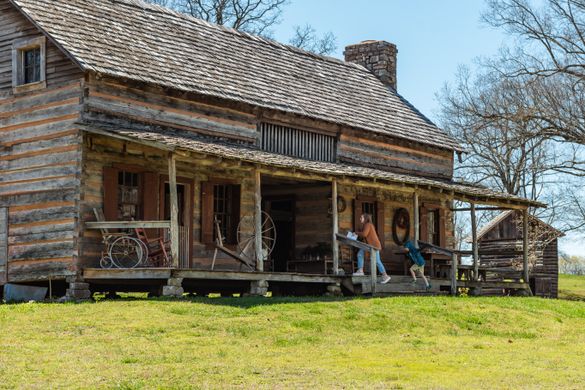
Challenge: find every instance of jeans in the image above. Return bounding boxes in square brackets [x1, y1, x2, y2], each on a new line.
[357, 249, 386, 274]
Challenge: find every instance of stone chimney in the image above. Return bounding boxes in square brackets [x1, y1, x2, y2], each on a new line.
[344, 40, 398, 90]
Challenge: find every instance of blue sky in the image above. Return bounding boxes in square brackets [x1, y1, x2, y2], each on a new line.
[273, 0, 506, 123]
[273, 0, 583, 255]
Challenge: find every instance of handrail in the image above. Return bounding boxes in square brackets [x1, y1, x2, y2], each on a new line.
[85, 221, 172, 229]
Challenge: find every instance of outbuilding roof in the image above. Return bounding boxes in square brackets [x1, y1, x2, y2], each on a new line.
[12, 0, 462, 151]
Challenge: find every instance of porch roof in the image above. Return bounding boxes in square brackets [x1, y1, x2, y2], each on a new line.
[83, 127, 545, 209]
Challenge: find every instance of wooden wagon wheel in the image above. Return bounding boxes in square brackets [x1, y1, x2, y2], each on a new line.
[237, 211, 276, 265]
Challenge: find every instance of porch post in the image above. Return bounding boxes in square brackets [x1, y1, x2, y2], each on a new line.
[168, 153, 180, 268]
[450, 252, 458, 296]
[370, 248, 377, 295]
[470, 202, 479, 281]
[254, 169, 263, 271]
[331, 179, 339, 275]
[523, 208, 529, 283]
[413, 192, 419, 248]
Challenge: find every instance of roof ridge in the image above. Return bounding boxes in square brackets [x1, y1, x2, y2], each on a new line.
[109, 0, 365, 71]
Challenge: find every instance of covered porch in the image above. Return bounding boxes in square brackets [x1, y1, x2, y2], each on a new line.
[79, 127, 544, 297]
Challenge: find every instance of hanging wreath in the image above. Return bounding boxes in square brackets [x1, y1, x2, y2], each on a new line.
[392, 207, 410, 245]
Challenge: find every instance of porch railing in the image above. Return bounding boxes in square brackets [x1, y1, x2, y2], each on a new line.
[164, 226, 189, 268]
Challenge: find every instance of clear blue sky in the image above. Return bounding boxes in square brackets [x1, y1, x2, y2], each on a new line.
[273, 0, 506, 123]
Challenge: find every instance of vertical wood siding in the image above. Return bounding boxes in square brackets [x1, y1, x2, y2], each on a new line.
[260, 122, 336, 162]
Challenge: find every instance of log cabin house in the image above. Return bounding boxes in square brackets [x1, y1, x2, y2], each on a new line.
[0, 0, 545, 300]
[474, 211, 563, 298]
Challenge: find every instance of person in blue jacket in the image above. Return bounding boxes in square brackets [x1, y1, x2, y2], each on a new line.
[404, 240, 431, 290]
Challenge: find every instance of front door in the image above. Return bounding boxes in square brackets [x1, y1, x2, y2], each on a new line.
[265, 198, 295, 272]
[160, 180, 192, 268]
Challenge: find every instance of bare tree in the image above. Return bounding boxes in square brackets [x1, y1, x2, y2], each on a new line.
[289, 24, 337, 55]
[482, 0, 585, 145]
[145, 0, 337, 55]
[439, 64, 585, 244]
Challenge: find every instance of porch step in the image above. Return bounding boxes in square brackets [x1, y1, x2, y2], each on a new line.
[353, 277, 447, 295]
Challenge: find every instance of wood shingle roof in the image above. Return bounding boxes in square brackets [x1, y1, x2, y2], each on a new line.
[12, 0, 462, 151]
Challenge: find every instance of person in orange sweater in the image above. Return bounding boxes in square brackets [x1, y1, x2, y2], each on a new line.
[352, 213, 391, 284]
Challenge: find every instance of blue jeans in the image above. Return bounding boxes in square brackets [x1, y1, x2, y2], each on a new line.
[357, 249, 386, 274]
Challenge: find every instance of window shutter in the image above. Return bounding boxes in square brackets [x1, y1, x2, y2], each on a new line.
[439, 208, 446, 248]
[353, 198, 363, 231]
[142, 172, 159, 235]
[229, 185, 241, 244]
[201, 182, 214, 244]
[103, 167, 119, 221]
[419, 206, 428, 244]
[376, 201, 385, 249]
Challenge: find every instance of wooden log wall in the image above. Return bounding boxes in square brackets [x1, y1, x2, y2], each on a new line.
[338, 129, 454, 180]
[0, 80, 83, 283]
[82, 75, 258, 143]
[79, 133, 256, 271]
[0, 0, 84, 95]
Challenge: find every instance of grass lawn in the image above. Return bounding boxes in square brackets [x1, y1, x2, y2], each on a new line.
[559, 274, 585, 301]
[0, 295, 584, 389]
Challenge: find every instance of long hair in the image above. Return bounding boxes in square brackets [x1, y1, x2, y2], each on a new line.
[361, 213, 373, 225]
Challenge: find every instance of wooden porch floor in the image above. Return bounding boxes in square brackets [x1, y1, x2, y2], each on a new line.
[82, 268, 530, 296]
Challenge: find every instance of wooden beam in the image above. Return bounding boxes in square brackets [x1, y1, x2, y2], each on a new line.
[85, 221, 171, 229]
[331, 179, 339, 275]
[254, 169, 263, 271]
[370, 248, 377, 296]
[523, 208, 529, 283]
[413, 192, 420, 248]
[451, 206, 513, 212]
[168, 153, 180, 268]
[470, 202, 479, 281]
[451, 252, 458, 296]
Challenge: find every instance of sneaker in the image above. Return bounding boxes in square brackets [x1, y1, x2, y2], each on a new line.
[381, 275, 391, 284]
[353, 270, 365, 276]
[410, 279, 417, 285]
[426, 284, 432, 291]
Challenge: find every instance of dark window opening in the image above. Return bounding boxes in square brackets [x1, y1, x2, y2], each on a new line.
[361, 201, 377, 227]
[23, 47, 41, 84]
[117, 171, 141, 220]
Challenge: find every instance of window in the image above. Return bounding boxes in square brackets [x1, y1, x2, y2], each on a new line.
[260, 122, 336, 162]
[353, 197, 385, 248]
[201, 182, 241, 245]
[419, 204, 445, 247]
[117, 171, 141, 220]
[12, 36, 46, 91]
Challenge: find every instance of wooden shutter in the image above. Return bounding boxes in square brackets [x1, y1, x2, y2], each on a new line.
[201, 182, 214, 244]
[419, 205, 428, 244]
[142, 172, 159, 235]
[229, 185, 241, 244]
[0, 208, 7, 285]
[439, 208, 446, 248]
[376, 200, 385, 249]
[103, 167, 119, 221]
[353, 198, 363, 231]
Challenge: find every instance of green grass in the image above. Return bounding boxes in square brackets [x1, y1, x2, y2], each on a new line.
[559, 274, 585, 301]
[1, 295, 585, 389]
